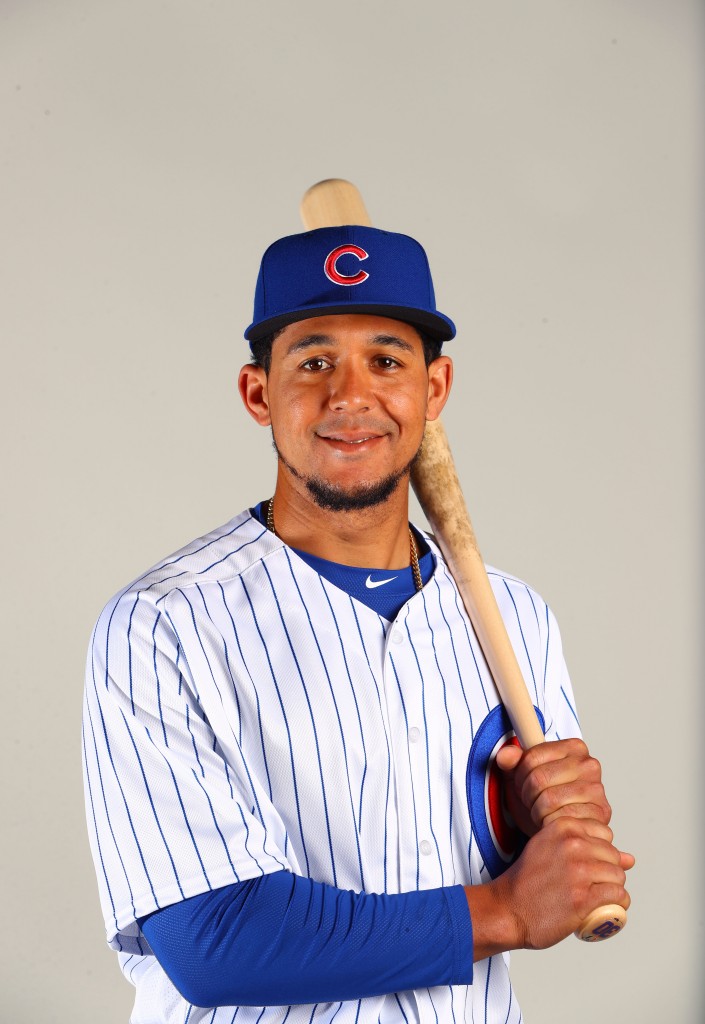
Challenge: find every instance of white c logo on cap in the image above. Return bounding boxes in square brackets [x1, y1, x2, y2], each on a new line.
[324, 244, 369, 286]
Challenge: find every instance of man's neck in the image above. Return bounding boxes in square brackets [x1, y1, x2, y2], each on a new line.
[268, 478, 414, 570]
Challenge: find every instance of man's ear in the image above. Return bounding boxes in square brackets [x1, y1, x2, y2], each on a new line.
[425, 356, 453, 421]
[238, 363, 271, 426]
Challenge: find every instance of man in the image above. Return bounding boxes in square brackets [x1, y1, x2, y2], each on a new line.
[83, 225, 632, 1023]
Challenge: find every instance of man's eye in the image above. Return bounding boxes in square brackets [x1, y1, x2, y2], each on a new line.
[375, 356, 399, 369]
[301, 358, 329, 371]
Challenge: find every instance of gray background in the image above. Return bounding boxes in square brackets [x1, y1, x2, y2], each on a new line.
[1, 1, 701, 1021]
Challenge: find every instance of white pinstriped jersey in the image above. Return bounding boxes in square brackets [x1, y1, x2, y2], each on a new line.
[82, 509, 580, 1024]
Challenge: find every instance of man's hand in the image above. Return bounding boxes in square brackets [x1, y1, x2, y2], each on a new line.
[495, 737, 611, 838]
[466, 816, 635, 958]
[467, 737, 635, 959]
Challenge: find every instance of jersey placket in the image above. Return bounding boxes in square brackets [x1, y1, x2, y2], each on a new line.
[382, 601, 446, 897]
[382, 594, 462, 1024]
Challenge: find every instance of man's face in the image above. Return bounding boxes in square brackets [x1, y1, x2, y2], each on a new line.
[239, 313, 452, 512]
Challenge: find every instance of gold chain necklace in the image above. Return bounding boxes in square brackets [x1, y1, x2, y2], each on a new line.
[266, 498, 423, 593]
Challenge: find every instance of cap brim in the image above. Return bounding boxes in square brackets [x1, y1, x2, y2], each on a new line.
[245, 303, 456, 343]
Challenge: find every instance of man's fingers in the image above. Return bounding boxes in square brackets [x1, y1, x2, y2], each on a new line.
[520, 754, 602, 808]
[587, 881, 631, 914]
[534, 790, 611, 827]
[510, 738, 591, 787]
[565, 820, 618, 851]
[496, 739, 617, 847]
[502, 741, 611, 831]
[556, 820, 634, 914]
[552, 817, 635, 876]
[542, 804, 614, 832]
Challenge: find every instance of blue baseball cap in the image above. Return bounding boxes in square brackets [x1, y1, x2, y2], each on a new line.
[244, 225, 456, 344]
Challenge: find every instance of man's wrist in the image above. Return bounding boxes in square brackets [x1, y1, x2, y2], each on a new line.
[464, 878, 523, 962]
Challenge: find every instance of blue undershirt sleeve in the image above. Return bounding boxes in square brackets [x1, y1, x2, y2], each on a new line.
[139, 870, 473, 1008]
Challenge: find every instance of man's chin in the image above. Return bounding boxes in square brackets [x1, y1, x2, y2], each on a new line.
[304, 472, 406, 513]
[272, 435, 421, 513]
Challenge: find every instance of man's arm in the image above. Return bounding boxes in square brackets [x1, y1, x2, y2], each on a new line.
[139, 811, 632, 1008]
[137, 708, 633, 1007]
[139, 872, 473, 1007]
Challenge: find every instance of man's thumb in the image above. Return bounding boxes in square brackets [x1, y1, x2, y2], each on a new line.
[495, 743, 523, 772]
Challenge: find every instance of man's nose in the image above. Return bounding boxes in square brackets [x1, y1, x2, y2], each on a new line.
[328, 363, 374, 412]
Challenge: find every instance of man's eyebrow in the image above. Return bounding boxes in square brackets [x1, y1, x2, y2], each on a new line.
[284, 333, 416, 356]
[372, 334, 415, 353]
[285, 334, 334, 356]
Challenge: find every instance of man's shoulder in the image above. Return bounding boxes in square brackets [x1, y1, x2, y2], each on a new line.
[484, 564, 546, 605]
[94, 508, 279, 623]
[422, 530, 552, 622]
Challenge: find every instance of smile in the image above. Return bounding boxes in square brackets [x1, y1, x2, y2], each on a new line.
[317, 432, 387, 450]
[326, 436, 377, 444]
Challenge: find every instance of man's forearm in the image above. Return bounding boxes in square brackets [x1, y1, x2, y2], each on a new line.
[140, 870, 474, 1008]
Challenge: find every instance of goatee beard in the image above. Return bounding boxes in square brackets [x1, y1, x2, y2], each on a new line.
[271, 435, 420, 513]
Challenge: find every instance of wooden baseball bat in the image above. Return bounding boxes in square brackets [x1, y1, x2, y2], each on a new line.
[300, 178, 626, 944]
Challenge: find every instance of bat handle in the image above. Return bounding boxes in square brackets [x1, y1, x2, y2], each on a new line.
[574, 904, 627, 942]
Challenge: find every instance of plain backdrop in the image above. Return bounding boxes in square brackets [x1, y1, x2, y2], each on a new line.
[1, 1, 701, 1021]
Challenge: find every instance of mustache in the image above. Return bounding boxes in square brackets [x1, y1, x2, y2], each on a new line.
[314, 417, 393, 436]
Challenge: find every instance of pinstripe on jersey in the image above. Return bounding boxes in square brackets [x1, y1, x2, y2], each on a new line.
[82, 509, 580, 1024]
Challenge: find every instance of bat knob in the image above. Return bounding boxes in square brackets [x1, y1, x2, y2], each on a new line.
[574, 904, 627, 942]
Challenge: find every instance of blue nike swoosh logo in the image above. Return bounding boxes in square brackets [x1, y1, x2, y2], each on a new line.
[365, 574, 398, 589]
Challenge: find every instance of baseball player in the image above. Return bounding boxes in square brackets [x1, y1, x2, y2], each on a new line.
[82, 225, 632, 1024]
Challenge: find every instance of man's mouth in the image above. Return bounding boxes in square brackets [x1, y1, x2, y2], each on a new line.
[315, 433, 388, 456]
[322, 434, 380, 444]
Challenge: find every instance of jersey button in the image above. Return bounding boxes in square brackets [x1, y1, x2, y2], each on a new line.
[408, 726, 421, 743]
[391, 631, 404, 645]
[420, 840, 432, 856]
